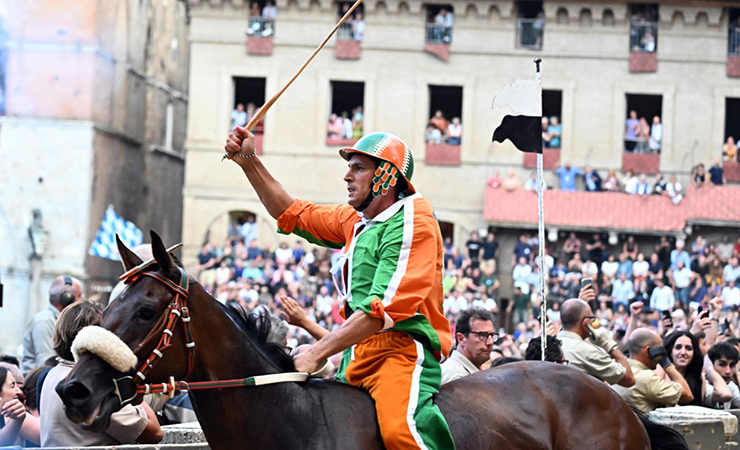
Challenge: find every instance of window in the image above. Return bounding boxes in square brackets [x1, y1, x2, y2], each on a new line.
[336, 2, 365, 41]
[624, 94, 662, 153]
[232, 77, 266, 134]
[425, 4, 454, 44]
[426, 85, 463, 145]
[165, 103, 174, 150]
[542, 90, 562, 149]
[729, 9, 740, 55]
[246, 0, 277, 37]
[516, 1, 544, 50]
[629, 4, 659, 53]
[327, 81, 364, 144]
[724, 98, 740, 161]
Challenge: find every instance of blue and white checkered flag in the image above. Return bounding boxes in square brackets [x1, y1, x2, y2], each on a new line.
[88, 205, 143, 260]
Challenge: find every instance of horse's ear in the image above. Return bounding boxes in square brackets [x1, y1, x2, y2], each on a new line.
[150, 230, 173, 275]
[117, 235, 143, 272]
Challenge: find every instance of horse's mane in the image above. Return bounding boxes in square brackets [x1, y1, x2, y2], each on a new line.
[215, 301, 296, 373]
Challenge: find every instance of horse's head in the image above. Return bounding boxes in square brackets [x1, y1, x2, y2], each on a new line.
[57, 231, 192, 432]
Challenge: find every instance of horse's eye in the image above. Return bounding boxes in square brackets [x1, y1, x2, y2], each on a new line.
[137, 308, 157, 321]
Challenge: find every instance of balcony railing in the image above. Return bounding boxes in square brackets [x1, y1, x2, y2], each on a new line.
[425, 23, 452, 44]
[338, 22, 354, 41]
[629, 21, 658, 53]
[730, 26, 740, 55]
[516, 18, 544, 50]
[246, 17, 275, 37]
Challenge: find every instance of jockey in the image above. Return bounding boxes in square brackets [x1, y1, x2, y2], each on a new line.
[225, 129, 454, 450]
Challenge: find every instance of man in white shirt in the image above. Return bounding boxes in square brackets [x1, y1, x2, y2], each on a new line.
[722, 280, 740, 308]
[724, 257, 740, 284]
[512, 257, 532, 293]
[611, 273, 635, 310]
[441, 308, 495, 384]
[650, 277, 675, 312]
[352, 13, 365, 41]
[672, 261, 693, 309]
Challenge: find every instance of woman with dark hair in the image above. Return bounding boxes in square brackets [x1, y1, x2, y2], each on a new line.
[0, 366, 26, 446]
[664, 330, 731, 406]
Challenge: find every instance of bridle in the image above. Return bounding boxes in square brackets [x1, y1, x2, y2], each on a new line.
[111, 264, 315, 406]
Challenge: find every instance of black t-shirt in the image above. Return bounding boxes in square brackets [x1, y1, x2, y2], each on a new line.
[482, 240, 498, 260]
[709, 166, 723, 185]
[197, 251, 216, 265]
[466, 240, 482, 260]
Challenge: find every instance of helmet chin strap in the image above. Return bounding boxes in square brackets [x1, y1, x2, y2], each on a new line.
[354, 191, 375, 212]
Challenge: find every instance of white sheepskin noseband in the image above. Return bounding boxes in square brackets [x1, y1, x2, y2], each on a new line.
[72, 326, 138, 373]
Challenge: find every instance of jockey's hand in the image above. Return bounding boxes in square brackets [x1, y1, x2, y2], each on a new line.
[293, 345, 322, 374]
[279, 295, 309, 328]
[224, 126, 256, 159]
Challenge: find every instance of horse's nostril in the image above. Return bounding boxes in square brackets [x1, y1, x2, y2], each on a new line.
[65, 381, 92, 402]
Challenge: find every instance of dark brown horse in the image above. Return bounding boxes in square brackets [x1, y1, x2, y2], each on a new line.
[57, 232, 685, 450]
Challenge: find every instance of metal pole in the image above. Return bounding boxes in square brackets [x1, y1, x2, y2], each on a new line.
[534, 58, 547, 362]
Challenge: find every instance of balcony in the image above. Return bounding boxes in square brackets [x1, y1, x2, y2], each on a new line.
[523, 148, 560, 170]
[326, 137, 358, 147]
[246, 18, 274, 56]
[622, 150, 660, 175]
[425, 142, 460, 166]
[629, 21, 658, 73]
[728, 27, 740, 77]
[335, 22, 362, 60]
[516, 18, 543, 50]
[424, 24, 451, 62]
[726, 161, 740, 183]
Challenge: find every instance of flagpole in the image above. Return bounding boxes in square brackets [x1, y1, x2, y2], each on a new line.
[534, 58, 547, 362]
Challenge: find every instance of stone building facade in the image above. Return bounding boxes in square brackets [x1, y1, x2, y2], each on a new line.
[0, 0, 190, 354]
[182, 0, 740, 270]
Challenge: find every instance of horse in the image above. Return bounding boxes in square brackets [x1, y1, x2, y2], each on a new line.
[56, 231, 686, 450]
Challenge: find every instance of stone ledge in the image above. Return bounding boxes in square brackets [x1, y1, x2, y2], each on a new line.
[650, 406, 738, 438]
[160, 422, 208, 445]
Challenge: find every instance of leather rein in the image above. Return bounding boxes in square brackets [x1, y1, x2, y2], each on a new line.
[112, 265, 310, 407]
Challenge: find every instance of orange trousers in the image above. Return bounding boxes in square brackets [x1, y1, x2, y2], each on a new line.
[340, 331, 455, 450]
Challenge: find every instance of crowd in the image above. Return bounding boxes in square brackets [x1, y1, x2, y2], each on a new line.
[488, 159, 729, 204]
[541, 115, 562, 149]
[326, 107, 363, 140]
[230, 102, 265, 134]
[337, 3, 365, 41]
[246, 0, 277, 37]
[625, 111, 662, 153]
[630, 11, 659, 53]
[426, 110, 462, 145]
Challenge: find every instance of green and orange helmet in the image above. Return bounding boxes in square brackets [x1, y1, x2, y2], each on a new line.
[339, 132, 415, 197]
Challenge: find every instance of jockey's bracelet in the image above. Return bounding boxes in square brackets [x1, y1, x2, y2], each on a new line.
[233, 152, 257, 160]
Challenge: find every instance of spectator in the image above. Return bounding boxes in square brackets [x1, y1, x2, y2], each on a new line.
[21, 275, 83, 373]
[613, 328, 692, 412]
[246, 2, 262, 35]
[604, 169, 621, 192]
[722, 280, 740, 308]
[636, 117, 650, 153]
[546, 116, 561, 148]
[601, 254, 619, 283]
[447, 117, 462, 145]
[709, 158, 726, 185]
[562, 232, 581, 261]
[508, 283, 531, 325]
[665, 175, 683, 204]
[725, 257, 740, 284]
[636, 174, 652, 196]
[231, 103, 247, 128]
[707, 342, 740, 409]
[663, 331, 731, 407]
[649, 116, 662, 152]
[352, 106, 363, 139]
[502, 170, 521, 191]
[480, 231, 499, 274]
[652, 173, 667, 196]
[557, 298, 635, 386]
[196, 242, 218, 289]
[585, 233, 606, 266]
[612, 273, 635, 311]
[513, 235, 532, 266]
[718, 235, 735, 264]
[541, 117, 551, 148]
[723, 136, 737, 162]
[621, 235, 639, 261]
[641, 30, 655, 52]
[487, 171, 502, 189]
[341, 112, 353, 139]
[554, 161, 583, 192]
[435, 8, 453, 43]
[429, 110, 447, 133]
[352, 12, 365, 41]
[524, 336, 564, 363]
[672, 261, 693, 309]
[692, 163, 707, 186]
[583, 166, 602, 192]
[671, 241, 691, 271]
[425, 123, 442, 144]
[625, 110, 639, 152]
[523, 172, 546, 191]
[633, 253, 650, 294]
[512, 257, 533, 289]
[441, 308, 495, 384]
[40, 301, 163, 446]
[650, 277, 675, 312]
[262, 0, 277, 36]
[465, 231, 482, 267]
[623, 170, 638, 195]
[0, 366, 28, 446]
[327, 113, 343, 140]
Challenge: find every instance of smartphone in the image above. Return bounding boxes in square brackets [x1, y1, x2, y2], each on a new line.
[581, 277, 593, 289]
[697, 305, 704, 315]
[662, 310, 673, 327]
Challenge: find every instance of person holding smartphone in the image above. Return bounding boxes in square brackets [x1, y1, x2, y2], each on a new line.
[557, 285, 636, 387]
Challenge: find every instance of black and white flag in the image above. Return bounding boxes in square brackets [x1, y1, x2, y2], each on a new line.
[491, 79, 542, 153]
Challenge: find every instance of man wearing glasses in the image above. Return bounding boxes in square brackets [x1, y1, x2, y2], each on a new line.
[557, 297, 635, 387]
[441, 308, 496, 384]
